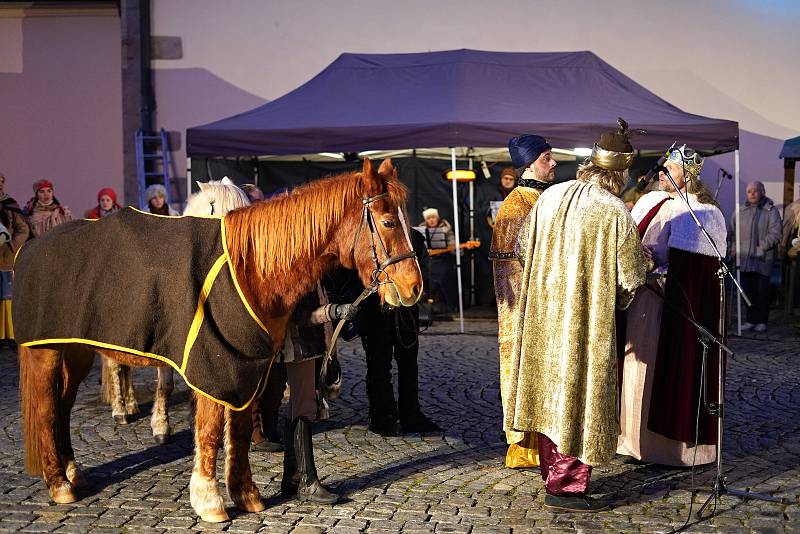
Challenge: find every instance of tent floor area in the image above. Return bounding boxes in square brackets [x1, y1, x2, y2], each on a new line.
[0, 312, 797, 532]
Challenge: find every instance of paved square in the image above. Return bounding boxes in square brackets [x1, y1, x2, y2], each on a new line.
[0, 316, 797, 532]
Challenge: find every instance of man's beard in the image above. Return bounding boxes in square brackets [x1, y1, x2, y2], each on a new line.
[535, 167, 555, 182]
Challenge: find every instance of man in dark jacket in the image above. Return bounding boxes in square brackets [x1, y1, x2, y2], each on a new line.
[360, 229, 440, 436]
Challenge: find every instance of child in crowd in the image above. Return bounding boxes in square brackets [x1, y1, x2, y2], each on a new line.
[144, 184, 178, 215]
[85, 187, 122, 219]
[23, 179, 72, 238]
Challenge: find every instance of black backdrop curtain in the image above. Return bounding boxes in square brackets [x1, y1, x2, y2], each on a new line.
[191, 156, 657, 306]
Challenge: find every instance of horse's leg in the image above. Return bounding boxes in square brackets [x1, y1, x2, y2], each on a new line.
[19, 345, 75, 503]
[121, 365, 139, 415]
[59, 346, 95, 489]
[103, 357, 129, 424]
[225, 406, 264, 513]
[150, 367, 174, 443]
[190, 395, 228, 523]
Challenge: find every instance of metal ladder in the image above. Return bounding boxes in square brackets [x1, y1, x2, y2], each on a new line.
[135, 128, 174, 210]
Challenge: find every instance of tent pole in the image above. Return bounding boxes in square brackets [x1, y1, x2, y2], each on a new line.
[186, 157, 192, 198]
[735, 149, 741, 335]
[451, 147, 465, 333]
[468, 157, 475, 306]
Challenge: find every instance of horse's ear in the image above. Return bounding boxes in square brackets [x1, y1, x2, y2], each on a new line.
[360, 157, 382, 195]
[377, 158, 395, 177]
[196, 181, 206, 192]
[221, 176, 234, 185]
[362, 157, 374, 177]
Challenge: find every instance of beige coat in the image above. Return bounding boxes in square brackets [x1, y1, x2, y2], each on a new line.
[0, 209, 30, 271]
[506, 180, 646, 465]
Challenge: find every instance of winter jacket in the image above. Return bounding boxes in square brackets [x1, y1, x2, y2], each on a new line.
[728, 196, 782, 277]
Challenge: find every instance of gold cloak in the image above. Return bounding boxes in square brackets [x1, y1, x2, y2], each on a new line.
[506, 180, 646, 465]
[490, 186, 542, 446]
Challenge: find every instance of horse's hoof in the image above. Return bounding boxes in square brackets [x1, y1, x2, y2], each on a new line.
[66, 464, 88, 488]
[198, 509, 230, 523]
[126, 404, 140, 415]
[113, 414, 128, 425]
[235, 496, 265, 513]
[153, 433, 170, 444]
[49, 483, 77, 504]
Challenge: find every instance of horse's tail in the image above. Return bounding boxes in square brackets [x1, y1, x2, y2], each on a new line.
[19, 345, 43, 475]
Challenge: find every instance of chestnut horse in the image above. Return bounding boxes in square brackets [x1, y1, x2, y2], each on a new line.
[99, 177, 251, 442]
[17, 158, 421, 522]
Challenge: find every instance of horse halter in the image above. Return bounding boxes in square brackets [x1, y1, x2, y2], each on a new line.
[352, 192, 417, 288]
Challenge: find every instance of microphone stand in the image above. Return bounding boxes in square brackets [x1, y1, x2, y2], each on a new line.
[659, 167, 786, 521]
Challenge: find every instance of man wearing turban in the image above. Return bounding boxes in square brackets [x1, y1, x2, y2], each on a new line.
[506, 119, 647, 512]
[490, 134, 556, 469]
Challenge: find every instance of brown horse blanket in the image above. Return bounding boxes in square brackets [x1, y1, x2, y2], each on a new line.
[13, 207, 274, 410]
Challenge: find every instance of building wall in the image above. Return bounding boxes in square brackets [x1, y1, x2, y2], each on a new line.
[151, 0, 800, 219]
[0, 8, 123, 216]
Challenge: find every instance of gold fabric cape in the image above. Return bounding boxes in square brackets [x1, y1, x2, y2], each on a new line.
[506, 180, 646, 465]
[490, 186, 542, 445]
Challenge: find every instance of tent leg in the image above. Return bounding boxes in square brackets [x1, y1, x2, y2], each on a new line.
[186, 157, 192, 200]
[451, 148, 465, 333]
[468, 157, 476, 307]
[735, 149, 741, 335]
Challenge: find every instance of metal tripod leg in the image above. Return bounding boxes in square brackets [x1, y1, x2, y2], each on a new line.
[695, 268, 789, 520]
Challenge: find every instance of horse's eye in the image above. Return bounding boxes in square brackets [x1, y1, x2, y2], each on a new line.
[381, 220, 396, 229]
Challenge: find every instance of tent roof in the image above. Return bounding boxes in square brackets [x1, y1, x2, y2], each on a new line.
[780, 136, 800, 160]
[187, 49, 739, 157]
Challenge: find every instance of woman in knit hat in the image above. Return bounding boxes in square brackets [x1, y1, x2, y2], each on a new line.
[23, 179, 72, 238]
[144, 183, 178, 216]
[85, 187, 122, 219]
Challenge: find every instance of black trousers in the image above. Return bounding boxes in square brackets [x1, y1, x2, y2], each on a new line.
[359, 295, 422, 426]
[741, 271, 771, 324]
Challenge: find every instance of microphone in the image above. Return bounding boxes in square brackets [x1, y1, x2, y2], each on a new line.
[720, 168, 733, 180]
[635, 142, 676, 191]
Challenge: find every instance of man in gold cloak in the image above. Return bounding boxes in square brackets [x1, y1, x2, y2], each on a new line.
[506, 119, 647, 512]
[490, 134, 557, 469]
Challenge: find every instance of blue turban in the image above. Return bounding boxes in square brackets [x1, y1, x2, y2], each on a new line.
[508, 135, 552, 169]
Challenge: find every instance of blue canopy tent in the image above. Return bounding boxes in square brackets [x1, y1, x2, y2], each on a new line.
[187, 49, 741, 330]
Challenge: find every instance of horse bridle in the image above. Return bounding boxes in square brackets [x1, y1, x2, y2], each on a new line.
[352, 192, 418, 287]
[320, 191, 418, 376]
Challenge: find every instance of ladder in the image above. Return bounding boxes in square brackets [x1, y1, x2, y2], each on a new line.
[135, 128, 175, 210]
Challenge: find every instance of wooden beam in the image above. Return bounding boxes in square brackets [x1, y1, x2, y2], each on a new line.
[785, 158, 796, 208]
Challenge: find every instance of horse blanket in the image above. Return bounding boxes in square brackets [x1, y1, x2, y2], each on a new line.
[13, 207, 274, 410]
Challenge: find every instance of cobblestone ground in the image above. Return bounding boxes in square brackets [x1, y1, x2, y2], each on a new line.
[0, 314, 798, 533]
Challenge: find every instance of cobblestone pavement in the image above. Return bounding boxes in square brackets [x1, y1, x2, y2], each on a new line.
[0, 314, 798, 533]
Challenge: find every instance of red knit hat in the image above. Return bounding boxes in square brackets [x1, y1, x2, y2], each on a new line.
[97, 187, 117, 204]
[33, 179, 53, 193]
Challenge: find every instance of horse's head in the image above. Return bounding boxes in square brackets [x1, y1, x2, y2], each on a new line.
[184, 177, 251, 216]
[349, 158, 422, 307]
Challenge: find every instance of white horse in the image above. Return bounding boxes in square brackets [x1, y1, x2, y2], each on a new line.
[100, 177, 251, 442]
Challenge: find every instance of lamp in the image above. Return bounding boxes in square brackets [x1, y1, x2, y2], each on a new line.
[442, 169, 476, 182]
[574, 147, 593, 157]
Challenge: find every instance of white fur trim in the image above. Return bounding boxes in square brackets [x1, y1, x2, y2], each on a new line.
[665, 194, 727, 257]
[630, 191, 669, 225]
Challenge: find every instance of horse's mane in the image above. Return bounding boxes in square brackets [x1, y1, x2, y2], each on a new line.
[224, 169, 407, 279]
[184, 178, 251, 216]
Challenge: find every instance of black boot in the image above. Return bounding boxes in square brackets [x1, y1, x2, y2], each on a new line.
[280, 419, 299, 496]
[294, 417, 339, 504]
